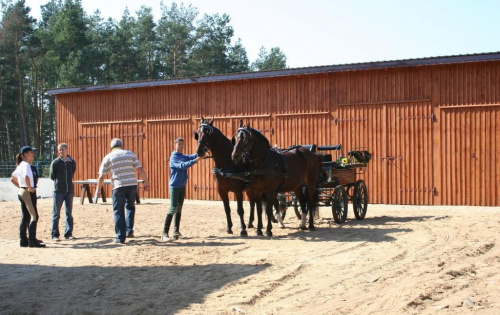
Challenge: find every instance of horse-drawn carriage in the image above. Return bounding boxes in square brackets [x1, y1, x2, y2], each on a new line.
[275, 144, 371, 224]
[195, 117, 371, 237]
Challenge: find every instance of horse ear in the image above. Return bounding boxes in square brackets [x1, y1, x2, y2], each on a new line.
[239, 120, 244, 128]
[201, 116, 205, 123]
[193, 130, 198, 141]
[209, 116, 214, 126]
[246, 121, 251, 128]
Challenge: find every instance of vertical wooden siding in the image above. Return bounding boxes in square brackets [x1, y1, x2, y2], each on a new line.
[55, 61, 500, 206]
[433, 61, 500, 205]
[438, 107, 499, 206]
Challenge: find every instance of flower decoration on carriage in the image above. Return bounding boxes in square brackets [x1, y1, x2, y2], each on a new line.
[348, 150, 372, 166]
[337, 154, 351, 167]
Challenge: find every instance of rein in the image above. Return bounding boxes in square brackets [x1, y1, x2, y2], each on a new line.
[235, 130, 318, 191]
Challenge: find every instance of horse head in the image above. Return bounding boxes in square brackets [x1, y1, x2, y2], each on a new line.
[194, 116, 215, 157]
[231, 120, 254, 165]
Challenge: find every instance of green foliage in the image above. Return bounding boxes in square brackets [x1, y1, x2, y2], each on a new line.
[0, 0, 288, 162]
[252, 47, 288, 71]
[156, 2, 197, 78]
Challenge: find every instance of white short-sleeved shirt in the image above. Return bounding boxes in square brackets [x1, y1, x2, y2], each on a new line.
[11, 161, 34, 188]
[98, 148, 141, 189]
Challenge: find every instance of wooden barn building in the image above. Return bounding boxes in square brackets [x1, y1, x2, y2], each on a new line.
[46, 52, 500, 206]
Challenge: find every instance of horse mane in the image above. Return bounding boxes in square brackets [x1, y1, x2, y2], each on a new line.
[208, 123, 225, 139]
[200, 121, 230, 144]
[248, 127, 270, 148]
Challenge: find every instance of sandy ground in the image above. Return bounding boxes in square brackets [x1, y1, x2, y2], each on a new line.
[1, 197, 500, 315]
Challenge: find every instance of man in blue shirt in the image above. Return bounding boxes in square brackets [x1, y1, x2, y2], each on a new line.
[162, 137, 202, 242]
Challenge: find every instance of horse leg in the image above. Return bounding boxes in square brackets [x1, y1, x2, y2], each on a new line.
[256, 199, 264, 236]
[265, 193, 274, 237]
[296, 190, 308, 230]
[307, 188, 316, 231]
[235, 190, 248, 237]
[247, 199, 255, 228]
[272, 198, 285, 228]
[220, 192, 233, 234]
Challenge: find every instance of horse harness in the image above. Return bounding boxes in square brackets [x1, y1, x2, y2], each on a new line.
[197, 123, 215, 154]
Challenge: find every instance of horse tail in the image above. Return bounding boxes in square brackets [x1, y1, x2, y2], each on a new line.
[294, 148, 321, 187]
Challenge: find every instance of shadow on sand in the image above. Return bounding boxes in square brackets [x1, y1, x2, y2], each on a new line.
[0, 262, 270, 314]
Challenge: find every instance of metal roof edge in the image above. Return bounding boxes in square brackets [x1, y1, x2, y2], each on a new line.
[45, 52, 500, 96]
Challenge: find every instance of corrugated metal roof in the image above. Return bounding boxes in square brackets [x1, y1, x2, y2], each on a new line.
[45, 51, 500, 96]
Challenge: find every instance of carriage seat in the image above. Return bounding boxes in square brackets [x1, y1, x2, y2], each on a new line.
[317, 144, 342, 151]
[301, 144, 317, 153]
[322, 161, 335, 168]
[320, 154, 332, 162]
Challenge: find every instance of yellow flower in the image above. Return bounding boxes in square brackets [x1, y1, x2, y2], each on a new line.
[341, 157, 349, 164]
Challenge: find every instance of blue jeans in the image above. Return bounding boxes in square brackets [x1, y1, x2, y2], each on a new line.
[52, 192, 74, 238]
[112, 185, 137, 243]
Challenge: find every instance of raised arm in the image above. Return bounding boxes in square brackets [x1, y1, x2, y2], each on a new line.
[170, 155, 201, 170]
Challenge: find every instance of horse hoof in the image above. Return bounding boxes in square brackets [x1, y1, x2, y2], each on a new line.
[309, 225, 316, 231]
[248, 223, 254, 229]
[271, 217, 278, 223]
[266, 231, 273, 237]
[299, 225, 307, 231]
[257, 230, 263, 236]
[227, 230, 234, 235]
[240, 231, 248, 237]
[279, 224, 285, 229]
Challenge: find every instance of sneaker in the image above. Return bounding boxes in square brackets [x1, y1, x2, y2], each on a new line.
[20, 240, 29, 247]
[52, 236, 61, 242]
[126, 233, 135, 238]
[114, 239, 125, 244]
[64, 235, 75, 240]
[161, 233, 171, 242]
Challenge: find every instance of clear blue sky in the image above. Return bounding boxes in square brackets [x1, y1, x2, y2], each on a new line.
[23, 0, 500, 68]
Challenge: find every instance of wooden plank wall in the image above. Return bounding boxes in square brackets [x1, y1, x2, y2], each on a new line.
[55, 61, 500, 206]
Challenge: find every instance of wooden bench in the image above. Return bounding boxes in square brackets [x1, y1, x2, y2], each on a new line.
[73, 179, 143, 205]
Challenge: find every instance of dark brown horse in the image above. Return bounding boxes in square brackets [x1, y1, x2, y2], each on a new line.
[231, 121, 321, 236]
[194, 117, 259, 237]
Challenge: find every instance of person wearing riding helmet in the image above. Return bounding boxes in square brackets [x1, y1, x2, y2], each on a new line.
[10, 146, 45, 248]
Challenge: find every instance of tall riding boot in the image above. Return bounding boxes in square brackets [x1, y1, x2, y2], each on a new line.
[20, 219, 29, 247]
[161, 214, 174, 241]
[28, 220, 45, 248]
[173, 212, 184, 240]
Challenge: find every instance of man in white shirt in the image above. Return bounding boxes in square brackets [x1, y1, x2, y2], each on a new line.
[95, 138, 150, 244]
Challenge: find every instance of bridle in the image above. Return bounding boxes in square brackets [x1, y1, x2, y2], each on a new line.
[196, 123, 215, 153]
[233, 127, 253, 155]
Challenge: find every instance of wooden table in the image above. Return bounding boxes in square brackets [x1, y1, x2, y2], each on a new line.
[73, 179, 144, 205]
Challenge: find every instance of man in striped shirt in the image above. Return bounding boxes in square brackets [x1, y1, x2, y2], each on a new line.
[95, 138, 151, 244]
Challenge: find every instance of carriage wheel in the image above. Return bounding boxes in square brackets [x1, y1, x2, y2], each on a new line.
[331, 185, 348, 223]
[353, 180, 368, 220]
